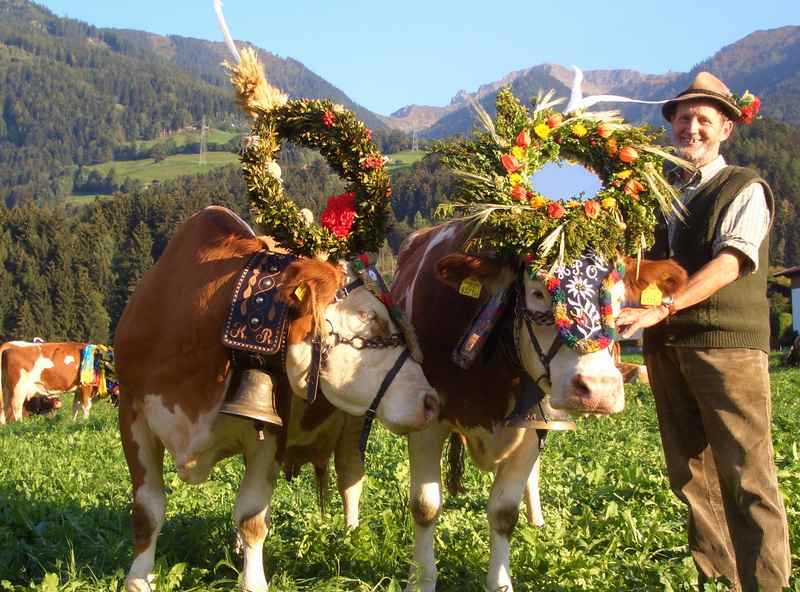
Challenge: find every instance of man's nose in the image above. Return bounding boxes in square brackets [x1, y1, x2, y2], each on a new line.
[687, 117, 701, 133]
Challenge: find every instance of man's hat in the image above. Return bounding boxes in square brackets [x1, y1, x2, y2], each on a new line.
[662, 71, 741, 122]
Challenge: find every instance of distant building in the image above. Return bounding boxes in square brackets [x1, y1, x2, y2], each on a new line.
[773, 266, 800, 332]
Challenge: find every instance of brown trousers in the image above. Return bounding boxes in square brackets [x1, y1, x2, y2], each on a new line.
[645, 347, 790, 591]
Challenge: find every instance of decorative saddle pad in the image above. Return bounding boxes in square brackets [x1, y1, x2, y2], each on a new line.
[222, 250, 296, 355]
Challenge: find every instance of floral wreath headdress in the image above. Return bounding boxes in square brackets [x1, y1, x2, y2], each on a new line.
[433, 68, 692, 273]
[213, 0, 422, 360]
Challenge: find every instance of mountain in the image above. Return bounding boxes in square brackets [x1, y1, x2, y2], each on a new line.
[0, 0, 388, 206]
[402, 26, 800, 138]
[108, 29, 388, 133]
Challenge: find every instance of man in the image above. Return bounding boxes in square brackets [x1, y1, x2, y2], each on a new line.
[617, 72, 790, 591]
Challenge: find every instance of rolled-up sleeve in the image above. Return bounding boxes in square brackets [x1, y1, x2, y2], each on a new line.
[712, 182, 770, 275]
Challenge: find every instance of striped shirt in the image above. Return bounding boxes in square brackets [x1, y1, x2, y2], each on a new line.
[667, 155, 770, 275]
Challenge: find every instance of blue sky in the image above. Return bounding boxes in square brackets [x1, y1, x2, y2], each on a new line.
[37, 0, 798, 116]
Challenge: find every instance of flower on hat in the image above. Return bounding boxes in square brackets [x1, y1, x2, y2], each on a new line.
[734, 90, 761, 125]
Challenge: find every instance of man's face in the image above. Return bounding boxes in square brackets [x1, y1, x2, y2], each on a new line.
[670, 99, 734, 167]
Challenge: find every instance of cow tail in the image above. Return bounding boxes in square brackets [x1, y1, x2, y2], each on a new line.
[314, 463, 331, 515]
[445, 432, 466, 496]
[0, 342, 9, 423]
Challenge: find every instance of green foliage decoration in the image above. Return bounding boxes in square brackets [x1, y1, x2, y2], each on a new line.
[242, 99, 392, 259]
[433, 88, 684, 269]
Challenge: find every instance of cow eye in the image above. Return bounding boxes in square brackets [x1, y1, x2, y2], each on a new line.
[358, 311, 376, 323]
[532, 289, 545, 300]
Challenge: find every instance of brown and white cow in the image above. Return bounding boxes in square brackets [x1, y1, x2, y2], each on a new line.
[114, 206, 438, 592]
[391, 223, 686, 592]
[0, 341, 105, 424]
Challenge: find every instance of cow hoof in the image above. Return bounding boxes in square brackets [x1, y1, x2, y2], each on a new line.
[125, 574, 155, 592]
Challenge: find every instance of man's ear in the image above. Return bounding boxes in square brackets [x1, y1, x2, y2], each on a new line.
[435, 253, 515, 295]
[623, 257, 688, 302]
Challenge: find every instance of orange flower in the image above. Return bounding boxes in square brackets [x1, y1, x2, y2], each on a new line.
[510, 184, 526, 201]
[516, 130, 531, 148]
[624, 178, 646, 198]
[501, 154, 522, 173]
[547, 202, 566, 219]
[596, 124, 612, 138]
[547, 114, 563, 128]
[606, 138, 618, 156]
[584, 200, 601, 219]
[619, 146, 639, 163]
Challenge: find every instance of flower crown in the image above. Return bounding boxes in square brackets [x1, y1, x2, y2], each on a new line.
[434, 88, 687, 270]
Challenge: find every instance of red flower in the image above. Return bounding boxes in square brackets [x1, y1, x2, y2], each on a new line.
[624, 178, 646, 198]
[546, 277, 560, 291]
[547, 202, 566, 219]
[597, 336, 610, 349]
[510, 184, 526, 201]
[618, 146, 639, 163]
[596, 124, 612, 138]
[556, 317, 573, 329]
[501, 154, 522, 173]
[322, 111, 335, 128]
[583, 200, 601, 219]
[362, 155, 384, 171]
[547, 114, 563, 128]
[600, 305, 613, 316]
[321, 191, 357, 238]
[516, 130, 531, 148]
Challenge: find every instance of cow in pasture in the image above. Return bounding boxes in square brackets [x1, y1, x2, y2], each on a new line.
[0, 341, 112, 424]
[114, 206, 438, 592]
[391, 223, 687, 592]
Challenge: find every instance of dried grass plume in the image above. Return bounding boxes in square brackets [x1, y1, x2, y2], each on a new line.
[223, 46, 287, 118]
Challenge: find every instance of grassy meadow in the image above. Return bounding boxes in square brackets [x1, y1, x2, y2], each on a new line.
[1, 356, 798, 591]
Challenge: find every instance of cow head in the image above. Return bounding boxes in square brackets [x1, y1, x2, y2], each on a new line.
[437, 251, 686, 416]
[280, 258, 439, 434]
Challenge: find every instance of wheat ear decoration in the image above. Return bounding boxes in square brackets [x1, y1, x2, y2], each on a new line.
[214, 0, 287, 118]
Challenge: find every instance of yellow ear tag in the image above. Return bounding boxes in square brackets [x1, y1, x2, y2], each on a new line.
[640, 283, 663, 306]
[294, 283, 308, 302]
[459, 277, 482, 299]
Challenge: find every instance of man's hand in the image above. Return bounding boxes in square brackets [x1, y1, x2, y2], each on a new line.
[616, 306, 669, 339]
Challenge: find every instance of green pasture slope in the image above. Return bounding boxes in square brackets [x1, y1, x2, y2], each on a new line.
[1, 357, 798, 591]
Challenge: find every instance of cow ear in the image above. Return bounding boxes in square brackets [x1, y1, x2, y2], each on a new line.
[435, 253, 515, 295]
[280, 259, 342, 317]
[622, 257, 688, 302]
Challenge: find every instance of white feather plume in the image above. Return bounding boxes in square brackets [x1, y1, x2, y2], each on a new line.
[213, 0, 241, 64]
[563, 65, 669, 114]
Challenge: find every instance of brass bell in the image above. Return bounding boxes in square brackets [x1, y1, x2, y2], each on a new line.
[525, 395, 577, 431]
[220, 369, 283, 427]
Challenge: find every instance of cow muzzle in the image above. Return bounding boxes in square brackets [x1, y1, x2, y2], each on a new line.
[555, 371, 625, 415]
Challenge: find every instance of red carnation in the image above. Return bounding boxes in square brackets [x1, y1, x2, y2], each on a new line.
[322, 111, 335, 128]
[321, 191, 357, 238]
[546, 277, 560, 291]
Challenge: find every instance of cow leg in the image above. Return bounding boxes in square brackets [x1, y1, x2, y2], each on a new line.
[121, 402, 166, 592]
[334, 414, 365, 528]
[235, 435, 279, 592]
[72, 385, 92, 420]
[6, 382, 29, 422]
[405, 422, 450, 592]
[486, 430, 540, 592]
[523, 454, 545, 527]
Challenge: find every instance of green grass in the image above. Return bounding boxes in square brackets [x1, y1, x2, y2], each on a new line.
[66, 152, 239, 203]
[1, 356, 799, 591]
[386, 150, 425, 174]
[125, 128, 239, 151]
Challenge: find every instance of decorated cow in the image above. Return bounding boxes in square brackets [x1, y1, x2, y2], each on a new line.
[0, 341, 116, 424]
[113, 7, 438, 591]
[391, 83, 689, 591]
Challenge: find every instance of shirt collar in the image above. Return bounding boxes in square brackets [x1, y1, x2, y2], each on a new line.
[667, 155, 726, 192]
